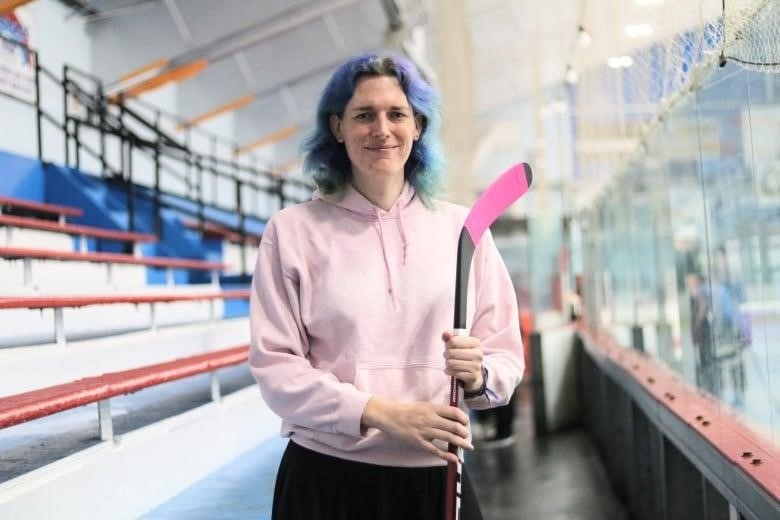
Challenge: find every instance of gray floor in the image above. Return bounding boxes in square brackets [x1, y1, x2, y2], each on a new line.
[148, 383, 629, 519]
[467, 385, 629, 520]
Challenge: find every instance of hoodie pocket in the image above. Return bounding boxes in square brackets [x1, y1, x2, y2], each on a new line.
[354, 362, 450, 404]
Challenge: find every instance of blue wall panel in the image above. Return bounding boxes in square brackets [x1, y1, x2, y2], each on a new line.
[0, 150, 44, 200]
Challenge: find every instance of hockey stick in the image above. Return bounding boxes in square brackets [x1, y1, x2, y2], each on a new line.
[445, 162, 533, 520]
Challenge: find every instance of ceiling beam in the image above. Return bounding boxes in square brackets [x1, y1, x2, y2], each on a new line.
[251, 56, 351, 100]
[108, 0, 361, 100]
[175, 55, 352, 130]
[164, 0, 192, 46]
[111, 59, 208, 101]
[0, 0, 34, 15]
[177, 94, 255, 130]
[118, 57, 171, 83]
[169, 0, 363, 68]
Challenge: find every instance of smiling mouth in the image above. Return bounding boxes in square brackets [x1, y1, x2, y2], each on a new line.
[366, 145, 398, 151]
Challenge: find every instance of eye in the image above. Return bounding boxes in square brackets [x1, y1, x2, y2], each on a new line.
[354, 112, 372, 121]
[391, 111, 408, 120]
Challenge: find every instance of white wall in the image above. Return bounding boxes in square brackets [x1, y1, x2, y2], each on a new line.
[0, 96, 38, 159]
[1, 3, 238, 165]
[23, 1, 90, 74]
[2, 1, 92, 164]
[1, 1, 266, 210]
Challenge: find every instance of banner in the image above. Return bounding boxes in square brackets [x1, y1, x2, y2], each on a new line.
[0, 11, 36, 103]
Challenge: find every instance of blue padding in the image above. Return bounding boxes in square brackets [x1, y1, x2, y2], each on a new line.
[221, 276, 251, 318]
[148, 189, 267, 236]
[223, 298, 250, 319]
[0, 150, 44, 200]
[2, 154, 266, 286]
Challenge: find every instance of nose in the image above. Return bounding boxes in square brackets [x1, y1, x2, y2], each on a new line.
[371, 114, 390, 138]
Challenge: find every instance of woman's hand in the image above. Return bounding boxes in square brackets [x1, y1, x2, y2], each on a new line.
[361, 397, 472, 464]
[441, 330, 484, 393]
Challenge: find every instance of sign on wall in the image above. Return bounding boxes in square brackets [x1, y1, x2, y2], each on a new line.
[0, 10, 36, 103]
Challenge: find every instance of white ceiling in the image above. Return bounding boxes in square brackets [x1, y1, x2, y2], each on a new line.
[88, 0, 391, 161]
[79, 0, 694, 193]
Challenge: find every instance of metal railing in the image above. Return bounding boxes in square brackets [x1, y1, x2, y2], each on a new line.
[0, 32, 312, 242]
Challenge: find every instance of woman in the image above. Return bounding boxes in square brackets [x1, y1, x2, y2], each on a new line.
[249, 53, 524, 520]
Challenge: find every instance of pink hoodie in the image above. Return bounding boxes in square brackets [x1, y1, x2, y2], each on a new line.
[249, 182, 524, 467]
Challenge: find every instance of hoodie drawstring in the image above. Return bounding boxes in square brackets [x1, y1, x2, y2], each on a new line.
[315, 183, 415, 307]
[396, 205, 408, 265]
[374, 204, 409, 306]
[373, 207, 395, 304]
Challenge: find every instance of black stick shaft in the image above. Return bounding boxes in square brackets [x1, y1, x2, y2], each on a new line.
[445, 228, 476, 520]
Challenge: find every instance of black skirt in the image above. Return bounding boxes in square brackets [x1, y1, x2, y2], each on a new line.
[272, 440, 484, 520]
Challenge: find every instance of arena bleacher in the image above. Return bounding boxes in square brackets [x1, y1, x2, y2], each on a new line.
[0, 52, 288, 512]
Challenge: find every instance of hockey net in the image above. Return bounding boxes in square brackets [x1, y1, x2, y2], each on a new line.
[565, 0, 778, 203]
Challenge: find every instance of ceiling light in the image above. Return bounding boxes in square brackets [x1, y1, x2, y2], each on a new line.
[565, 66, 579, 84]
[625, 24, 654, 37]
[577, 25, 592, 48]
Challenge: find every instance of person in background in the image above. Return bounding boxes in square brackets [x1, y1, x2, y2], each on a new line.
[711, 245, 749, 406]
[685, 271, 719, 396]
[248, 53, 524, 520]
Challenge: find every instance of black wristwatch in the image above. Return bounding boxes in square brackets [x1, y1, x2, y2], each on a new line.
[463, 366, 488, 399]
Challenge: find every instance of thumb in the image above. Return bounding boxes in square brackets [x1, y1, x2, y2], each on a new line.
[441, 330, 454, 342]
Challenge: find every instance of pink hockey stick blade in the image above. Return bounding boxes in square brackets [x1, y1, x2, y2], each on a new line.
[463, 162, 532, 245]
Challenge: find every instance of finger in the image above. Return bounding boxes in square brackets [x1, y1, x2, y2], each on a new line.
[443, 348, 482, 365]
[445, 337, 481, 350]
[432, 428, 474, 450]
[423, 438, 465, 464]
[435, 405, 470, 426]
[445, 350, 483, 364]
[445, 355, 482, 369]
[445, 342, 481, 354]
[429, 416, 471, 439]
[444, 362, 478, 374]
[444, 368, 479, 386]
[444, 362, 482, 378]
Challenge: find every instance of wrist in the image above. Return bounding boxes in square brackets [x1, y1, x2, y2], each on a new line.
[360, 396, 388, 434]
[464, 366, 488, 398]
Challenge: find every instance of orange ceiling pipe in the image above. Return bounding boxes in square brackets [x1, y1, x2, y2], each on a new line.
[111, 59, 208, 102]
[0, 0, 34, 16]
[177, 94, 256, 131]
[237, 125, 299, 154]
[118, 57, 171, 83]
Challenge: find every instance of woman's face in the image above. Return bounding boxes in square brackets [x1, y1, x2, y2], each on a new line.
[330, 75, 421, 187]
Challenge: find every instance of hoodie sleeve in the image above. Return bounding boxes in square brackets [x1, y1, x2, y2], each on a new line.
[248, 219, 371, 438]
[465, 230, 525, 409]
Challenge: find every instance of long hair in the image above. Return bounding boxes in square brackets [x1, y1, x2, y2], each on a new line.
[300, 53, 444, 201]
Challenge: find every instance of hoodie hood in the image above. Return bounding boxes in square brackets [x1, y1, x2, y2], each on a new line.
[311, 181, 418, 218]
[313, 182, 419, 306]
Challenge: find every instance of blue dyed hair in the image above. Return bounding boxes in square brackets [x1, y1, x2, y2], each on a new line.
[301, 53, 444, 201]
